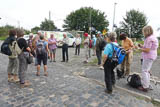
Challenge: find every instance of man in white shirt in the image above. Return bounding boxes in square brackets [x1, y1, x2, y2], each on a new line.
[75, 34, 81, 55]
[61, 34, 69, 62]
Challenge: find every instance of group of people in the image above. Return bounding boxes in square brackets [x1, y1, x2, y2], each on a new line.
[6, 29, 71, 87]
[6, 25, 159, 93]
[102, 26, 159, 93]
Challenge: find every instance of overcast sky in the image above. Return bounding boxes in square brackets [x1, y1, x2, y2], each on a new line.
[0, 0, 160, 34]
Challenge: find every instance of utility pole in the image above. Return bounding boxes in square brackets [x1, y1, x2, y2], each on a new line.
[89, 7, 92, 37]
[17, 20, 20, 28]
[49, 11, 51, 20]
[112, 3, 117, 31]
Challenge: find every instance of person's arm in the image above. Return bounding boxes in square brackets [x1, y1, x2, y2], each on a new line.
[140, 48, 150, 53]
[26, 47, 31, 52]
[46, 44, 49, 53]
[102, 55, 108, 66]
[139, 39, 152, 53]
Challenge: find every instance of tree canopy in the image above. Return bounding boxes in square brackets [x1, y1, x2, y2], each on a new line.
[31, 26, 40, 34]
[119, 9, 148, 38]
[40, 18, 57, 31]
[0, 25, 15, 37]
[63, 7, 109, 33]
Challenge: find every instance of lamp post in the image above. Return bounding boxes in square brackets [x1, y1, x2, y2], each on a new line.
[89, 7, 92, 37]
[112, 3, 117, 31]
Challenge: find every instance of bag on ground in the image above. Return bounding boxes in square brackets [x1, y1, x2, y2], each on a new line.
[110, 43, 126, 68]
[36, 40, 46, 55]
[127, 74, 142, 88]
[1, 37, 12, 56]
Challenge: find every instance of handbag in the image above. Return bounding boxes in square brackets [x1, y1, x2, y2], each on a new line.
[27, 53, 33, 64]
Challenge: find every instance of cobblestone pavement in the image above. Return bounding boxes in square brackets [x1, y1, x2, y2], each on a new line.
[0, 45, 155, 107]
[83, 53, 160, 100]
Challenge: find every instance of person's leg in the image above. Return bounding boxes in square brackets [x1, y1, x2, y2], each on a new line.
[121, 55, 126, 74]
[126, 52, 133, 76]
[78, 45, 80, 55]
[50, 50, 53, 62]
[111, 68, 116, 86]
[62, 46, 65, 61]
[96, 50, 101, 65]
[88, 48, 91, 58]
[53, 49, 56, 62]
[43, 54, 48, 76]
[36, 56, 41, 76]
[104, 61, 112, 93]
[66, 46, 69, 61]
[75, 45, 78, 55]
[7, 58, 14, 81]
[13, 58, 19, 82]
[18, 53, 28, 84]
[141, 59, 153, 89]
[99, 50, 102, 64]
[85, 47, 89, 62]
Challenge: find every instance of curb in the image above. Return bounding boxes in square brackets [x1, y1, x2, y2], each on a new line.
[76, 74, 160, 105]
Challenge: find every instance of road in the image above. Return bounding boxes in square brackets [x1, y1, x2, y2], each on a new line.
[0, 44, 155, 107]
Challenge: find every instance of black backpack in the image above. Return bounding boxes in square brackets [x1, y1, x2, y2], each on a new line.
[0, 37, 13, 56]
[99, 39, 106, 50]
[127, 74, 142, 88]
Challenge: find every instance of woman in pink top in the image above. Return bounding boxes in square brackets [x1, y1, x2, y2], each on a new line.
[48, 34, 57, 62]
[138, 26, 159, 92]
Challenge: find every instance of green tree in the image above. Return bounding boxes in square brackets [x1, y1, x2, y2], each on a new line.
[120, 9, 148, 38]
[0, 25, 15, 37]
[31, 26, 40, 33]
[40, 18, 57, 31]
[63, 7, 109, 33]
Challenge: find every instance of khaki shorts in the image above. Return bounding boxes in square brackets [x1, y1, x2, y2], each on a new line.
[49, 49, 56, 54]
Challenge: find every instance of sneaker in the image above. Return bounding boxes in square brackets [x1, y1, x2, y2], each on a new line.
[61, 60, 65, 62]
[104, 89, 112, 94]
[148, 85, 153, 90]
[99, 66, 104, 70]
[83, 60, 88, 63]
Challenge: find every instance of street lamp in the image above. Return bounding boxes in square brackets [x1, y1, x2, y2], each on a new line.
[112, 3, 117, 31]
[89, 7, 92, 36]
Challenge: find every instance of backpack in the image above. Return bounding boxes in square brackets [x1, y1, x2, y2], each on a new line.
[110, 43, 126, 68]
[9, 41, 22, 57]
[127, 74, 142, 88]
[89, 39, 92, 48]
[1, 37, 12, 56]
[36, 40, 46, 56]
[99, 39, 106, 50]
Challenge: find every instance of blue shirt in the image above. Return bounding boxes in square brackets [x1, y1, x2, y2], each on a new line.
[92, 37, 97, 46]
[104, 42, 118, 58]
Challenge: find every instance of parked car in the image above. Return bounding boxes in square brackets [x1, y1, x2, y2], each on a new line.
[38, 31, 76, 47]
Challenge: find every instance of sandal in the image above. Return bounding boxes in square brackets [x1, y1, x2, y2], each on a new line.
[44, 72, 48, 76]
[8, 78, 13, 82]
[20, 81, 31, 88]
[36, 71, 40, 76]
